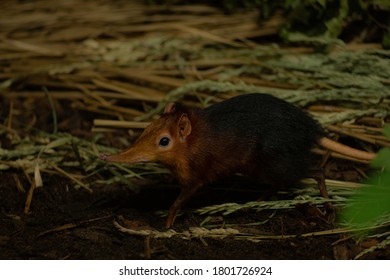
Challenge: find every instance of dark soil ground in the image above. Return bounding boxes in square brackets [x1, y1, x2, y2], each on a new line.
[0, 171, 344, 260]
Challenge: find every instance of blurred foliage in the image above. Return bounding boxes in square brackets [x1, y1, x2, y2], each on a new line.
[340, 125, 390, 235]
[145, 0, 390, 48]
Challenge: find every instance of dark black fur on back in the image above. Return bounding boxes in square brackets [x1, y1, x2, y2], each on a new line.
[200, 93, 324, 187]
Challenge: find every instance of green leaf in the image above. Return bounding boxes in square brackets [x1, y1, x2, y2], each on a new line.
[340, 171, 390, 230]
[372, 0, 390, 8]
[324, 0, 348, 38]
[316, 0, 327, 8]
[324, 17, 344, 38]
[383, 124, 390, 140]
[371, 125, 390, 169]
[371, 148, 390, 169]
[339, 123, 390, 234]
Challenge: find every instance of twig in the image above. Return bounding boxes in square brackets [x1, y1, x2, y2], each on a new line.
[46, 161, 92, 192]
[24, 181, 36, 214]
[93, 119, 149, 129]
[36, 215, 112, 238]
